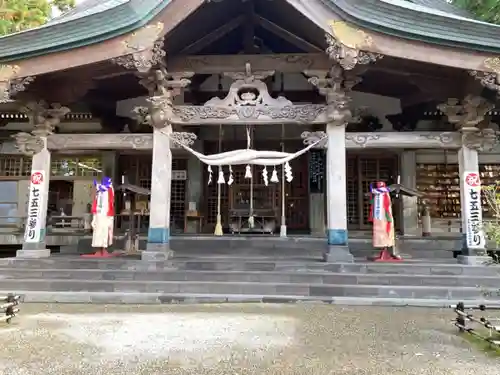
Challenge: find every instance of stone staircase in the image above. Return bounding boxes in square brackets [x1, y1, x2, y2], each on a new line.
[71, 236, 461, 259]
[0, 252, 498, 307]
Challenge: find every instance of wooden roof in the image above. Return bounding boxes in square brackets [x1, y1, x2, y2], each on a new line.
[0, 0, 499, 82]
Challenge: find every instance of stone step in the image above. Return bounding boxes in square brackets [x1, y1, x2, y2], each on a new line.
[171, 250, 454, 260]
[6, 290, 496, 307]
[0, 258, 497, 275]
[168, 237, 462, 253]
[76, 236, 461, 255]
[0, 279, 497, 300]
[0, 268, 499, 287]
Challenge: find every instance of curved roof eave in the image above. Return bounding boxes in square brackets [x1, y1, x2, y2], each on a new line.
[2, 0, 500, 64]
[324, 0, 500, 53]
[0, 0, 169, 62]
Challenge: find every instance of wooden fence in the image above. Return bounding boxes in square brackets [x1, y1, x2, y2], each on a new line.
[0, 294, 20, 323]
[453, 302, 500, 349]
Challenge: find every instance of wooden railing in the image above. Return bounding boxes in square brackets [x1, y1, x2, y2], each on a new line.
[0, 212, 185, 236]
[1, 294, 20, 324]
[0, 215, 87, 234]
[453, 302, 500, 349]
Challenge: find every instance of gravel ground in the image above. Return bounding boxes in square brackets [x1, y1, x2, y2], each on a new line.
[0, 303, 496, 375]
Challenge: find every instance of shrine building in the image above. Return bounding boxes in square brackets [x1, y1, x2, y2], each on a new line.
[0, 0, 500, 262]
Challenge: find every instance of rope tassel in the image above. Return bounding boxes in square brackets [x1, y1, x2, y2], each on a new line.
[207, 165, 213, 185]
[270, 167, 279, 183]
[284, 162, 293, 182]
[227, 166, 234, 186]
[262, 166, 269, 186]
[244, 165, 252, 179]
[217, 168, 225, 184]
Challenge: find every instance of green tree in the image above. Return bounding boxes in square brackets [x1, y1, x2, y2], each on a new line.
[0, 0, 75, 36]
[452, 0, 500, 25]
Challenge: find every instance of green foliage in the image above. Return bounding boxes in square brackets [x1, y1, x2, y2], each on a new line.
[452, 0, 500, 24]
[0, 0, 75, 36]
[482, 183, 500, 262]
[459, 332, 500, 357]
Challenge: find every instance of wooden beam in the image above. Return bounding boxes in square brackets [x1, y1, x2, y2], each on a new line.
[179, 15, 245, 55]
[0, 131, 462, 152]
[255, 15, 322, 53]
[302, 131, 462, 149]
[168, 53, 330, 74]
[243, 0, 257, 54]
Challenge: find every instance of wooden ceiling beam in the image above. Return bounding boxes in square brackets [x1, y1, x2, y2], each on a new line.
[368, 65, 457, 82]
[254, 15, 322, 53]
[179, 15, 245, 55]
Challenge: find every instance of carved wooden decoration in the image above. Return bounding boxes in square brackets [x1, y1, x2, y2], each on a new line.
[469, 70, 500, 93]
[0, 65, 34, 103]
[305, 66, 352, 125]
[472, 57, 500, 94]
[301, 131, 462, 149]
[438, 96, 499, 151]
[326, 21, 383, 70]
[12, 101, 71, 155]
[134, 67, 194, 129]
[462, 128, 499, 151]
[122, 23, 164, 52]
[438, 96, 494, 129]
[170, 63, 327, 125]
[484, 57, 500, 74]
[111, 23, 166, 73]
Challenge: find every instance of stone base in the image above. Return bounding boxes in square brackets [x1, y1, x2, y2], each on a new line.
[456, 255, 492, 266]
[142, 242, 174, 261]
[279, 225, 287, 237]
[323, 245, 354, 263]
[16, 249, 51, 258]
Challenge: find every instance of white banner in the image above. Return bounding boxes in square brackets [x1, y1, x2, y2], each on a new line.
[24, 170, 46, 243]
[463, 171, 486, 249]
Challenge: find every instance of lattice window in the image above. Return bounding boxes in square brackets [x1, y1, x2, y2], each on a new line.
[76, 157, 103, 177]
[51, 157, 103, 177]
[118, 155, 187, 231]
[21, 158, 32, 176]
[284, 157, 308, 229]
[360, 158, 378, 225]
[0, 156, 31, 177]
[358, 157, 396, 226]
[346, 157, 359, 225]
[51, 158, 77, 177]
[171, 180, 186, 232]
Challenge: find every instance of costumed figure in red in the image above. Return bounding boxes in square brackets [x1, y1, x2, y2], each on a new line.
[82, 176, 116, 258]
[368, 181, 401, 262]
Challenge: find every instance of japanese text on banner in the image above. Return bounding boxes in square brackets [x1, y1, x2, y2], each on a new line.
[24, 171, 45, 243]
[463, 172, 486, 249]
